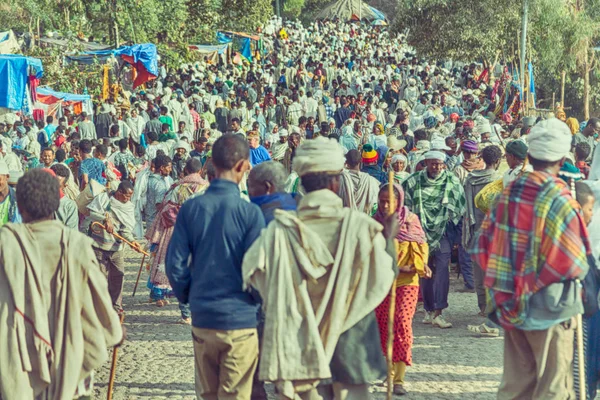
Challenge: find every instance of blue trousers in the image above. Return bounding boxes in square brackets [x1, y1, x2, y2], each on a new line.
[421, 236, 451, 312]
[459, 244, 475, 289]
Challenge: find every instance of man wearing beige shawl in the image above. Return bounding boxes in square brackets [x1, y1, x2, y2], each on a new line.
[243, 137, 398, 400]
[0, 169, 123, 400]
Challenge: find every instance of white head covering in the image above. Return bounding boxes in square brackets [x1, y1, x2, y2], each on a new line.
[528, 118, 572, 162]
[431, 138, 451, 151]
[391, 154, 407, 168]
[293, 136, 345, 177]
[175, 140, 190, 151]
[423, 151, 446, 161]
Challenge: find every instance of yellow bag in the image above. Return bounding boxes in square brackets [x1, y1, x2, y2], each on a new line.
[474, 179, 504, 214]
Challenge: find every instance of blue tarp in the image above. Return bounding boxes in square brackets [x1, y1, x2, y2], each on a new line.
[217, 32, 233, 44]
[369, 6, 386, 21]
[0, 55, 43, 111]
[241, 38, 252, 61]
[37, 87, 91, 102]
[83, 43, 158, 78]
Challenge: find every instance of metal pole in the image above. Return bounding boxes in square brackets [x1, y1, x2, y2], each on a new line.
[520, 0, 529, 115]
[276, 0, 280, 18]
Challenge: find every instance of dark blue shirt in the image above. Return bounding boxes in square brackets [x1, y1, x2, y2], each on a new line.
[166, 179, 266, 330]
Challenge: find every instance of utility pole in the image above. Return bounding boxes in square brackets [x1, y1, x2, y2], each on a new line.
[520, 0, 529, 115]
[275, 0, 280, 18]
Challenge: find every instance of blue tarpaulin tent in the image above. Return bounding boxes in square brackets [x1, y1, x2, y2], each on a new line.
[369, 6, 386, 21]
[65, 44, 158, 88]
[0, 54, 43, 111]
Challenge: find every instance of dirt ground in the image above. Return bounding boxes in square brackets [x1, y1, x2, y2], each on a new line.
[94, 250, 503, 400]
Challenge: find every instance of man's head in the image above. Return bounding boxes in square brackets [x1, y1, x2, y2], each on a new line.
[445, 136, 457, 156]
[79, 139, 93, 155]
[413, 129, 428, 145]
[461, 140, 479, 160]
[230, 118, 241, 131]
[247, 131, 260, 149]
[146, 131, 158, 144]
[41, 148, 55, 166]
[288, 133, 301, 149]
[361, 144, 378, 166]
[94, 144, 108, 160]
[194, 137, 208, 152]
[575, 142, 591, 162]
[505, 140, 528, 169]
[583, 117, 600, 137]
[423, 151, 446, 179]
[247, 161, 288, 198]
[154, 154, 173, 177]
[50, 163, 71, 188]
[211, 134, 251, 183]
[527, 118, 573, 174]
[345, 149, 362, 170]
[114, 181, 134, 204]
[161, 123, 170, 133]
[16, 169, 60, 223]
[293, 137, 345, 194]
[184, 157, 203, 176]
[481, 145, 502, 170]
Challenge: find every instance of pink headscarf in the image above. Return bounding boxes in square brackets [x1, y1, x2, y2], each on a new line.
[374, 183, 427, 244]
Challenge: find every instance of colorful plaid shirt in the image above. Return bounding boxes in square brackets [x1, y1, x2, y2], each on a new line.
[470, 171, 590, 329]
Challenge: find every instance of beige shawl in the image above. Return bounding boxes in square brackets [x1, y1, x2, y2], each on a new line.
[0, 221, 123, 400]
[242, 190, 394, 398]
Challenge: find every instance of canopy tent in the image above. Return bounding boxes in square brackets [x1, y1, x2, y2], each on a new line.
[0, 55, 43, 112]
[369, 6, 387, 21]
[316, 0, 384, 21]
[65, 44, 158, 88]
[189, 44, 228, 64]
[35, 87, 93, 119]
[39, 37, 111, 52]
[0, 30, 20, 54]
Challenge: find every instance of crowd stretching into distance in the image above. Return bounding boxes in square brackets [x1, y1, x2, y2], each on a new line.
[1, 16, 600, 400]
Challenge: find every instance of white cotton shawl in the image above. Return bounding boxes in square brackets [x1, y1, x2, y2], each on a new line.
[242, 190, 394, 398]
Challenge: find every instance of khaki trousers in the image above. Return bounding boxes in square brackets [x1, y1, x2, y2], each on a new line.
[498, 318, 576, 400]
[192, 327, 259, 400]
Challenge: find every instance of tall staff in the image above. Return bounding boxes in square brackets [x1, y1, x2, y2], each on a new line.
[386, 171, 397, 400]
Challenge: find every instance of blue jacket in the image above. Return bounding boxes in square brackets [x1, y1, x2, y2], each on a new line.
[250, 192, 297, 224]
[166, 179, 265, 330]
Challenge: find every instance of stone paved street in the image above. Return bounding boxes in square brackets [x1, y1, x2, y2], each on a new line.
[95, 250, 503, 399]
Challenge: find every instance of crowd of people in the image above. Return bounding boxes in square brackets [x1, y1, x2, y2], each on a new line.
[1, 15, 600, 400]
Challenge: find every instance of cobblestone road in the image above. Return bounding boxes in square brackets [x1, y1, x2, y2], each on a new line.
[94, 250, 503, 399]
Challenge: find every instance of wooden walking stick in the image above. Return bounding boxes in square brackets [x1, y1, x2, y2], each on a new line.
[386, 171, 397, 400]
[91, 222, 150, 256]
[131, 254, 146, 297]
[570, 179, 586, 400]
[107, 313, 125, 400]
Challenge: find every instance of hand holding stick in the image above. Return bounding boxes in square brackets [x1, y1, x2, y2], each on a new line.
[91, 222, 149, 256]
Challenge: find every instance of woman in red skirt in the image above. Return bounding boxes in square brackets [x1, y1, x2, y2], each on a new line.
[374, 183, 431, 395]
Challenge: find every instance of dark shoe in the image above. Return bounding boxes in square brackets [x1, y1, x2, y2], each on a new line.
[457, 286, 475, 293]
[393, 384, 408, 395]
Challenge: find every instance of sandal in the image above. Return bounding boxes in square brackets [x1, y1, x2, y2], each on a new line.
[178, 317, 192, 325]
[477, 311, 486, 317]
[156, 299, 170, 307]
[467, 323, 500, 337]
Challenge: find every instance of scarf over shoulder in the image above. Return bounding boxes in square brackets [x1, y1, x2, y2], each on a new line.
[470, 171, 590, 329]
[0, 221, 123, 400]
[242, 190, 394, 397]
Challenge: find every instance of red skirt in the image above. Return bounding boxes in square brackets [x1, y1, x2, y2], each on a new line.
[374, 285, 419, 365]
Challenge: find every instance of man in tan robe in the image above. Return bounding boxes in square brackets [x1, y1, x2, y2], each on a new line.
[0, 169, 123, 400]
[243, 137, 399, 400]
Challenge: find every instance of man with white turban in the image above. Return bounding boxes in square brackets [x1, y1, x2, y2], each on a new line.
[242, 136, 397, 400]
[471, 118, 589, 399]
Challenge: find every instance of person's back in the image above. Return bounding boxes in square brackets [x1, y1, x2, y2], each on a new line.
[166, 134, 264, 400]
[0, 169, 122, 399]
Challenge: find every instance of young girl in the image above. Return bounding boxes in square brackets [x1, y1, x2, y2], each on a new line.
[373, 183, 431, 395]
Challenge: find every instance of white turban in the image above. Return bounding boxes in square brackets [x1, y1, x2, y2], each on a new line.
[423, 151, 446, 161]
[528, 118, 572, 162]
[293, 137, 345, 177]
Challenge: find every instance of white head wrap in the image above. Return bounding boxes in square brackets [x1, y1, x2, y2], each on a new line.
[431, 138, 451, 151]
[293, 136, 345, 177]
[0, 160, 8, 175]
[391, 154, 407, 167]
[423, 151, 446, 161]
[528, 118, 572, 162]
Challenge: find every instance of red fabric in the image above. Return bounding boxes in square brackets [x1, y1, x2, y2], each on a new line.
[375, 285, 419, 364]
[33, 109, 44, 122]
[121, 55, 157, 88]
[373, 183, 427, 244]
[29, 75, 40, 102]
[54, 135, 66, 148]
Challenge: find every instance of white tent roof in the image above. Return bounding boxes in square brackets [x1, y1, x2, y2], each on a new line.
[316, 0, 381, 21]
[0, 30, 20, 54]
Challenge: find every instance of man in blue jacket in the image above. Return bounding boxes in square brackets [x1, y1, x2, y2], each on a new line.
[166, 134, 265, 400]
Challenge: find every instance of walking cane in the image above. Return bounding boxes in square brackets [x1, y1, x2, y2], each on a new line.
[91, 222, 150, 257]
[107, 313, 125, 400]
[570, 180, 586, 400]
[131, 254, 146, 297]
[386, 171, 397, 400]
